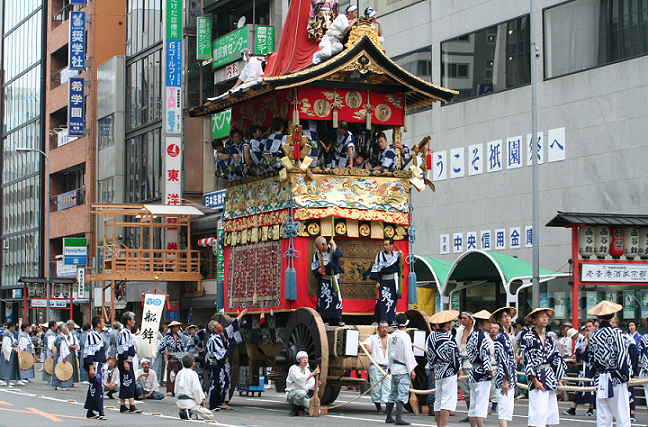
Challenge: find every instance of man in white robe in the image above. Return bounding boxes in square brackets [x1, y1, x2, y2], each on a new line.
[386, 313, 417, 425]
[175, 353, 213, 420]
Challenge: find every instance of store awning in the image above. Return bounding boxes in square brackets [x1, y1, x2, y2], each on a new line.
[413, 256, 453, 291]
[444, 250, 568, 292]
[546, 211, 648, 227]
[17, 277, 77, 284]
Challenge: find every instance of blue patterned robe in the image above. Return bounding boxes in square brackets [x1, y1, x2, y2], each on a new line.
[311, 246, 343, 318]
[588, 323, 631, 397]
[369, 250, 400, 322]
[206, 319, 242, 409]
[160, 332, 187, 354]
[574, 335, 594, 404]
[117, 328, 136, 399]
[326, 130, 355, 168]
[426, 329, 460, 380]
[466, 329, 492, 383]
[638, 333, 648, 374]
[84, 330, 108, 412]
[522, 329, 567, 391]
[493, 331, 517, 390]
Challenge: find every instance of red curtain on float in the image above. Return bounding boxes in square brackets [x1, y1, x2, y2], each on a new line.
[222, 236, 410, 315]
[264, 0, 320, 77]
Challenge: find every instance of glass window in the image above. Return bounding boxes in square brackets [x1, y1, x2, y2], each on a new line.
[544, 0, 648, 79]
[441, 15, 531, 102]
[127, 0, 163, 57]
[125, 128, 162, 203]
[126, 50, 162, 130]
[393, 46, 433, 113]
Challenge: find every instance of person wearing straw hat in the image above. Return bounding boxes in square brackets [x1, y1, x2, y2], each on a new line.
[466, 310, 493, 427]
[18, 323, 35, 382]
[370, 237, 403, 324]
[386, 312, 417, 425]
[456, 311, 475, 422]
[42, 320, 57, 384]
[0, 322, 22, 386]
[521, 308, 567, 427]
[427, 310, 460, 427]
[205, 309, 247, 411]
[117, 311, 142, 414]
[84, 315, 109, 420]
[312, 236, 344, 326]
[362, 320, 391, 415]
[490, 307, 517, 427]
[66, 320, 81, 385]
[52, 322, 74, 390]
[587, 300, 631, 427]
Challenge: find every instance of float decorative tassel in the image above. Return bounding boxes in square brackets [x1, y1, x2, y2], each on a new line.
[283, 210, 300, 301]
[332, 108, 338, 128]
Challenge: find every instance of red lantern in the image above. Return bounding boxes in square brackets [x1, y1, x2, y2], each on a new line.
[426, 145, 433, 170]
[609, 227, 624, 259]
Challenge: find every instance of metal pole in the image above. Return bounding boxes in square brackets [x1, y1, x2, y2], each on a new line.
[530, 0, 540, 308]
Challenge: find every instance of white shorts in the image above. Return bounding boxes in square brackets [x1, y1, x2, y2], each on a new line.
[468, 381, 491, 418]
[528, 389, 559, 426]
[434, 375, 458, 412]
[497, 387, 514, 421]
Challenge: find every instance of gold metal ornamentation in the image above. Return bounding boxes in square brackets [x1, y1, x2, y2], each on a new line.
[345, 91, 362, 109]
[359, 223, 371, 237]
[374, 103, 392, 122]
[345, 18, 383, 50]
[313, 99, 332, 117]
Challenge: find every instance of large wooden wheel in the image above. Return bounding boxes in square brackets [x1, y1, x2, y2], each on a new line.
[282, 307, 329, 400]
[208, 312, 241, 397]
[404, 309, 431, 413]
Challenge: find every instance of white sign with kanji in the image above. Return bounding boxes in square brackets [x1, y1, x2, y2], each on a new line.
[138, 293, 167, 358]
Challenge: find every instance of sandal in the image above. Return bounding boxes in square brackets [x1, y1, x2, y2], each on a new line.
[220, 406, 234, 410]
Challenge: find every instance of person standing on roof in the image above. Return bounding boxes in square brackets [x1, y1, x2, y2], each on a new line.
[312, 5, 357, 64]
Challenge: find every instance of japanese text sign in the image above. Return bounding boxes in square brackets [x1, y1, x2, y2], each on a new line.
[212, 26, 249, 69]
[69, 11, 85, 70]
[255, 25, 274, 55]
[68, 77, 85, 137]
[138, 293, 167, 358]
[197, 16, 212, 60]
[166, 0, 182, 40]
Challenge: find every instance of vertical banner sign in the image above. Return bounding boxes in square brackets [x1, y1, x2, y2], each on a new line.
[164, 0, 183, 253]
[69, 12, 86, 70]
[138, 293, 167, 358]
[212, 109, 232, 139]
[642, 290, 648, 318]
[68, 78, 85, 136]
[255, 25, 274, 55]
[197, 17, 212, 60]
[76, 267, 85, 299]
[623, 290, 635, 319]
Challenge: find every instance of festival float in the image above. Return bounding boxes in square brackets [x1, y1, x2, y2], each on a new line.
[188, 0, 457, 409]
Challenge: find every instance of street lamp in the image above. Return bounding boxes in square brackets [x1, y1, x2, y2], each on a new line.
[16, 147, 51, 322]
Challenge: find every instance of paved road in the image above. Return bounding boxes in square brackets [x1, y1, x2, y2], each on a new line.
[0, 371, 645, 427]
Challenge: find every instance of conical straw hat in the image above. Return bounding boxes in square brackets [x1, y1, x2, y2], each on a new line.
[489, 307, 517, 323]
[524, 307, 555, 324]
[19, 351, 34, 370]
[55, 361, 73, 381]
[44, 356, 54, 374]
[472, 310, 492, 320]
[429, 310, 459, 324]
[588, 300, 622, 316]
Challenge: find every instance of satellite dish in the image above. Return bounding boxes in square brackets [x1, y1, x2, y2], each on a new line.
[236, 16, 246, 28]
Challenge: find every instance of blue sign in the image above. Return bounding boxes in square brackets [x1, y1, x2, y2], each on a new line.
[57, 189, 78, 210]
[68, 77, 85, 136]
[204, 189, 226, 210]
[65, 256, 88, 265]
[69, 12, 85, 70]
[166, 40, 182, 87]
[70, 0, 86, 3]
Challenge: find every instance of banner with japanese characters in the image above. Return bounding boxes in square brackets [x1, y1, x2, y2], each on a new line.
[68, 77, 85, 136]
[164, 0, 182, 136]
[197, 17, 212, 60]
[69, 11, 85, 70]
[581, 263, 648, 282]
[138, 293, 167, 358]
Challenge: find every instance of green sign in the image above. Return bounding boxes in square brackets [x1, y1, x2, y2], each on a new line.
[255, 25, 274, 55]
[166, 0, 182, 40]
[197, 17, 212, 60]
[212, 110, 232, 139]
[212, 26, 249, 69]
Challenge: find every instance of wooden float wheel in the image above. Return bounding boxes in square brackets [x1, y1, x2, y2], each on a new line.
[404, 309, 431, 413]
[208, 312, 241, 398]
[282, 307, 329, 401]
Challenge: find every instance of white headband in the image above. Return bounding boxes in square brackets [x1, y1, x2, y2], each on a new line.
[296, 351, 308, 360]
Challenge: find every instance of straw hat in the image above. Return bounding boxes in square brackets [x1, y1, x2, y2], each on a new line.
[524, 307, 555, 324]
[588, 300, 622, 317]
[168, 321, 182, 327]
[489, 307, 518, 323]
[44, 357, 54, 374]
[185, 324, 197, 329]
[55, 361, 73, 381]
[429, 310, 459, 324]
[19, 351, 34, 370]
[472, 310, 492, 321]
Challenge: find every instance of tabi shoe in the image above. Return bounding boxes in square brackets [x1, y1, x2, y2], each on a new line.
[562, 408, 576, 416]
[289, 404, 300, 417]
[86, 411, 99, 419]
[129, 406, 142, 414]
[394, 401, 410, 425]
[586, 409, 594, 416]
[385, 402, 395, 423]
[120, 405, 128, 413]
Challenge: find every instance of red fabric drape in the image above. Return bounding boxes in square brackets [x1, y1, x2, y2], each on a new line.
[264, 0, 320, 77]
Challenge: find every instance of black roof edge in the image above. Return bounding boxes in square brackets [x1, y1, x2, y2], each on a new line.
[546, 211, 648, 227]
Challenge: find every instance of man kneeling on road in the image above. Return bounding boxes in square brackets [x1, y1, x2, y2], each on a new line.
[175, 354, 213, 420]
[136, 358, 164, 400]
[286, 351, 321, 416]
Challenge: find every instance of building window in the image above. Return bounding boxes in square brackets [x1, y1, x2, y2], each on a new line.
[98, 177, 115, 203]
[125, 128, 162, 203]
[393, 47, 433, 113]
[441, 15, 531, 101]
[544, 0, 648, 79]
[126, 50, 162, 131]
[98, 115, 114, 149]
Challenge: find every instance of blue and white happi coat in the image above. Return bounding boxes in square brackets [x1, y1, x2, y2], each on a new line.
[638, 333, 648, 374]
[573, 334, 594, 403]
[377, 146, 398, 171]
[326, 130, 355, 168]
[426, 329, 460, 380]
[206, 319, 243, 409]
[117, 328, 137, 399]
[522, 329, 567, 392]
[588, 323, 632, 398]
[311, 246, 343, 318]
[369, 250, 400, 322]
[493, 330, 517, 390]
[264, 131, 286, 156]
[84, 330, 108, 412]
[160, 332, 187, 354]
[466, 329, 492, 383]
